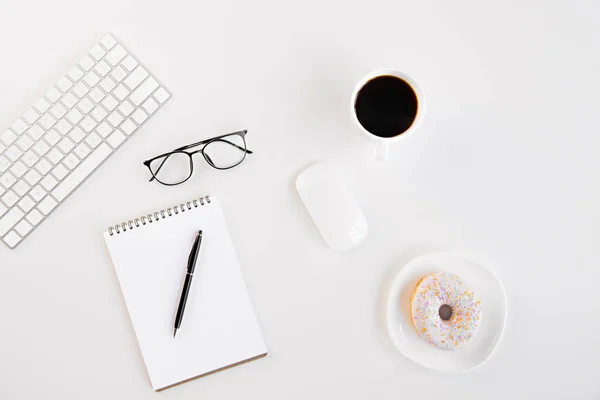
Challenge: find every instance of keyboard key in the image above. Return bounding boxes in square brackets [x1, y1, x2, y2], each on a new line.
[77, 98, 94, 114]
[1, 130, 17, 145]
[10, 184, 28, 200]
[110, 66, 127, 82]
[34, 98, 51, 113]
[45, 87, 62, 103]
[124, 66, 148, 90]
[118, 100, 134, 116]
[40, 175, 58, 190]
[81, 116, 97, 132]
[26, 209, 43, 226]
[107, 111, 124, 127]
[91, 106, 108, 122]
[5, 146, 23, 162]
[89, 44, 106, 60]
[18, 196, 35, 212]
[79, 55, 95, 71]
[132, 109, 148, 124]
[24, 170, 41, 185]
[96, 122, 113, 138]
[30, 185, 46, 201]
[55, 120, 72, 135]
[52, 143, 112, 201]
[33, 141, 50, 156]
[113, 84, 129, 100]
[100, 76, 116, 92]
[0, 172, 16, 188]
[3, 231, 21, 248]
[47, 149, 64, 165]
[0, 142, 5, 154]
[27, 124, 45, 140]
[67, 109, 84, 124]
[94, 60, 111, 77]
[22, 108, 40, 124]
[84, 71, 100, 87]
[74, 143, 91, 159]
[38, 196, 57, 215]
[143, 98, 159, 114]
[2, 190, 18, 207]
[153, 87, 170, 103]
[0, 202, 5, 216]
[10, 161, 27, 178]
[68, 127, 85, 143]
[50, 103, 67, 119]
[107, 130, 126, 148]
[11, 119, 28, 135]
[58, 137, 75, 153]
[52, 165, 68, 180]
[102, 95, 119, 111]
[100, 34, 117, 50]
[17, 135, 33, 151]
[35, 159, 52, 175]
[89, 88, 105, 103]
[68, 66, 84, 81]
[56, 76, 73, 92]
[63, 154, 80, 169]
[0, 156, 10, 172]
[39, 114, 57, 129]
[21, 151, 38, 167]
[73, 82, 89, 98]
[85, 132, 101, 148]
[15, 219, 32, 236]
[61, 92, 78, 109]
[106, 45, 127, 66]
[120, 119, 137, 136]
[121, 55, 138, 71]
[13, 180, 30, 196]
[44, 130, 61, 146]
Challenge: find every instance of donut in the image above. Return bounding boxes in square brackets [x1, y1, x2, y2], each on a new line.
[410, 272, 482, 350]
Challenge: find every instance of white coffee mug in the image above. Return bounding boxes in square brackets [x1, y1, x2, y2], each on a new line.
[351, 69, 425, 161]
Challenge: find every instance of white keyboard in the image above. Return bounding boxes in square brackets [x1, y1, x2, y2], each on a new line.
[0, 34, 170, 249]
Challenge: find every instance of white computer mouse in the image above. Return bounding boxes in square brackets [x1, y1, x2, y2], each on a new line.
[296, 162, 368, 251]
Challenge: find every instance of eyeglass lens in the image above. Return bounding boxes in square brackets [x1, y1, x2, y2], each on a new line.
[149, 152, 192, 185]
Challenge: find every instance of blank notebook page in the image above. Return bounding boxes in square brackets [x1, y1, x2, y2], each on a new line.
[103, 197, 266, 391]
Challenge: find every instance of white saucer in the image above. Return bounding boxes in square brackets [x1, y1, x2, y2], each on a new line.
[386, 252, 507, 372]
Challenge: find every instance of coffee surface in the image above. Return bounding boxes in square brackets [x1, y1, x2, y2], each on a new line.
[354, 75, 418, 138]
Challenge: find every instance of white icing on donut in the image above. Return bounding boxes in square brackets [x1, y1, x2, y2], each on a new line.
[410, 272, 482, 350]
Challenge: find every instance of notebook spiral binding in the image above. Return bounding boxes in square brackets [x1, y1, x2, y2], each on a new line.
[108, 196, 211, 236]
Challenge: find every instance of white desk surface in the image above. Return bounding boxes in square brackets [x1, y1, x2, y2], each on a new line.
[1, 0, 599, 398]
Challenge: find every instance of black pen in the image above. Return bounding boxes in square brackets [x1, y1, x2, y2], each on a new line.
[174, 230, 203, 338]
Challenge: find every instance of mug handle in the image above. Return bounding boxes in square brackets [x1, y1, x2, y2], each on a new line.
[374, 141, 390, 161]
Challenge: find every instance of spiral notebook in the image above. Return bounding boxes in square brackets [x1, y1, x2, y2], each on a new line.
[103, 195, 267, 391]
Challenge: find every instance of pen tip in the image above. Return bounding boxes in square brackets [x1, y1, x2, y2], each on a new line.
[173, 329, 177, 339]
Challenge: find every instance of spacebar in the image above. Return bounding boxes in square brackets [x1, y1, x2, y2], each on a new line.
[52, 143, 113, 201]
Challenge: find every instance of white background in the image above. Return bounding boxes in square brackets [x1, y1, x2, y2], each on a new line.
[1, 0, 599, 398]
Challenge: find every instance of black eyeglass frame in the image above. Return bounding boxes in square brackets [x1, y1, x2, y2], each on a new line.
[143, 129, 252, 186]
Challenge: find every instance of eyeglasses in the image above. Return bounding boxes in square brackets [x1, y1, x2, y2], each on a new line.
[143, 130, 253, 186]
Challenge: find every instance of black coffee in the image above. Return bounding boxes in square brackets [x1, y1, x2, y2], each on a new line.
[354, 75, 418, 138]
